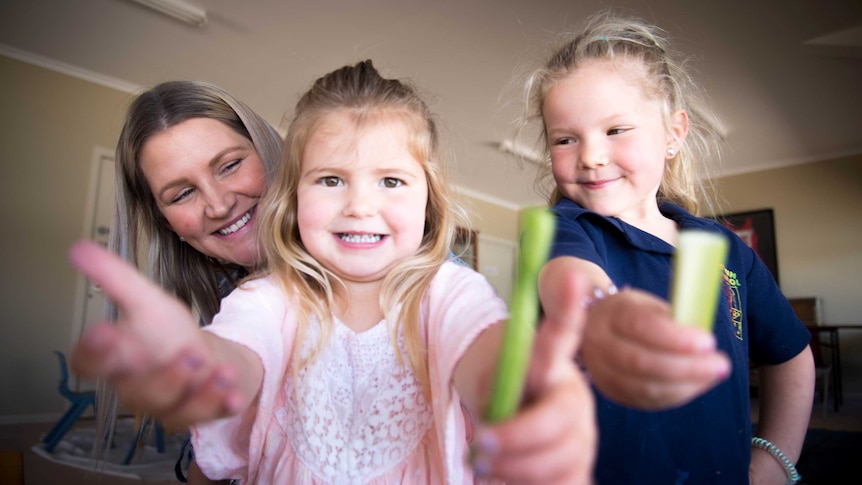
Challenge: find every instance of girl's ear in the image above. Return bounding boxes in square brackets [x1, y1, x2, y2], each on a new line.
[668, 109, 689, 146]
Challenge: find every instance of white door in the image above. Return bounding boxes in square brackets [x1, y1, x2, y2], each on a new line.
[71, 147, 115, 390]
[478, 236, 517, 306]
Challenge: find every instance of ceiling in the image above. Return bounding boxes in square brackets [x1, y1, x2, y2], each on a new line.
[2, 0, 860, 209]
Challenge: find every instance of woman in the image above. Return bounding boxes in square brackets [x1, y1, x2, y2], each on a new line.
[100, 80, 283, 483]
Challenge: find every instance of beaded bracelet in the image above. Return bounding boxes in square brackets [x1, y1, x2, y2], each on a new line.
[751, 437, 801, 484]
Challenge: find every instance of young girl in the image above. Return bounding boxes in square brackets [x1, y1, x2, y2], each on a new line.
[69, 60, 596, 484]
[524, 11, 815, 485]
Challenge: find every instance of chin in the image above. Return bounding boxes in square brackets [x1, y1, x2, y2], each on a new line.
[221, 245, 260, 269]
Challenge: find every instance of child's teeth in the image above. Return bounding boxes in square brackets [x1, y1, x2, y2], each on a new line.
[341, 234, 381, 243]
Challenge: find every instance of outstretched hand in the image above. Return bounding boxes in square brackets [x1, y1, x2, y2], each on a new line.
[539, 256, 731, 410]
[472, 270, 596, 485]
[580, 288, 731, 409]
[68, 240, 244, 429]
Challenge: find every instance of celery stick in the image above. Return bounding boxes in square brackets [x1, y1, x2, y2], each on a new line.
[485, 207, 556, 422]
[670, 230, 730, 331]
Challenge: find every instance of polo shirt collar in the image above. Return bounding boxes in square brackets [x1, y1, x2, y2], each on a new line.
[553, 198, 715, 254]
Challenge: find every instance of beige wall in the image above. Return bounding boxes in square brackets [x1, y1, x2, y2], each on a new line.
[458, 195, 520, 242]
[0, 55, 134, 421]
[459, 196, 521, 304]
[711, 155, 862, 396]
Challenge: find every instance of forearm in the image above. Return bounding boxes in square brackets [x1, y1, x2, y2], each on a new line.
[751, 346, 815, 484]
[453, 323, 504, 416]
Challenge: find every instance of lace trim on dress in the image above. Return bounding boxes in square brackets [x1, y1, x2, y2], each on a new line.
[276, 317, 433, 483]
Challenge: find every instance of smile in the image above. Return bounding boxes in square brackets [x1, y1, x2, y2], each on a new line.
[219, 209, 253, 235]
[579, 177, 619, 188]
[339, 233, 383, 243]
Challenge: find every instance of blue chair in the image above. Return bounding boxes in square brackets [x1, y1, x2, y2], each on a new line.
[40, 351, 97, 453]
[123, 414, 166, 464]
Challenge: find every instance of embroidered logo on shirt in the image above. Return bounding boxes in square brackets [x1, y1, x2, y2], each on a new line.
[722, 267, 743, 340]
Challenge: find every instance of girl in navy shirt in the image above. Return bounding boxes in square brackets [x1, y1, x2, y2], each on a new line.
[524, 10, 814, 485]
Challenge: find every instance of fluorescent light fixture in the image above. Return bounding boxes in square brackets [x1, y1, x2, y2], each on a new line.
[499, 138, 544, 165]
[129, 0, 207, 27]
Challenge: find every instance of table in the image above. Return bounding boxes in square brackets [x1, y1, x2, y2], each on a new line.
[805, 324, 862, 411]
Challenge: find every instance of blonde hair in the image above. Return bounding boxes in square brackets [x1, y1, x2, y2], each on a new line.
[257, 60, 462, 397]
[522, 10, 723, 215]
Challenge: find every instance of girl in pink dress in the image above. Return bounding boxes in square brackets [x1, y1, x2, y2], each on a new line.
[68, 60, 597, 484]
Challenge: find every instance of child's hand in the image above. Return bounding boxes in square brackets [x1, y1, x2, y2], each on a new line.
[471, 271, 596, 485]
[581, 288, 731, 409]
[68, 241, 244, 429]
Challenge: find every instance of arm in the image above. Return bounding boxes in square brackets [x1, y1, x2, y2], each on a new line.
[539, 256, 731, 409]
[749, 346, 815, 485]
[68, 240, 262, 430]
[452, 323, 503, 416]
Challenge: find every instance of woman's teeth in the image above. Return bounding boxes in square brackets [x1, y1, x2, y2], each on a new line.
[219, 211, 252, 235]
[340, 234, 382, 243]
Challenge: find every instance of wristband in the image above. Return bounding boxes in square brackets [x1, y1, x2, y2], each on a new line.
[751, 436, 800, 484]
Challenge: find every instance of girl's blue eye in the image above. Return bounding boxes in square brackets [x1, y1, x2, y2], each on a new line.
[554, 137, 574, 146]
[382, 177, 402, 188]
[608, 128, 626, 136]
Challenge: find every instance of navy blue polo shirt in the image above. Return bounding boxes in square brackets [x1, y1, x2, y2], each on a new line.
[549, 198, 810, 485]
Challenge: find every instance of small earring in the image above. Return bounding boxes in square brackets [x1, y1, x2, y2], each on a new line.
[179, 235, 185, 242]
[667, 147, 677, 157]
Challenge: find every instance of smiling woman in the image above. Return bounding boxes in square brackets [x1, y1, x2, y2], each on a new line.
[111, 81, 283, 323]
[139, 117, 268, 268]
[97, 80, 284, 484]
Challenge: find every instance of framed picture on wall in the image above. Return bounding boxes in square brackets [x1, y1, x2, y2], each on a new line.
[711, 208, 780, 285]
[452, 227, 478, 270]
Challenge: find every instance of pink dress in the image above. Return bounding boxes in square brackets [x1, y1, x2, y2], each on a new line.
[191, 262, 508, 484]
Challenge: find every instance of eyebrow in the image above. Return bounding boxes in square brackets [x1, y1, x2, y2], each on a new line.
[306, 160, 420, 173]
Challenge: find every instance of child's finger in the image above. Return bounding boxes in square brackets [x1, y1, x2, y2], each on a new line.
[68, 240, 167, 316]
[589, 290, 716, 354]
[68, 240, 200, 364]
[69, 322, 121, 378]
[528, 269, 592, 393]
[580, 290, 731, 408]
[70, 322, 151, 378]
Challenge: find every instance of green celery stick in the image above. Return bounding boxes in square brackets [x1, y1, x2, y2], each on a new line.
[485, 207, 556, 422]
[670, 230, 730, 330]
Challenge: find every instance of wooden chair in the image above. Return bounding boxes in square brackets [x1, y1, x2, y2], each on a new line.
[811, 336, 833, 415]
[788, 298, 832, 414]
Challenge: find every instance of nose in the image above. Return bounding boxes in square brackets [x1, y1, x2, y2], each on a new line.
[578, 139, 609, 169]
[203, 184, 235, 219]
[342, 185, 378, 218]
